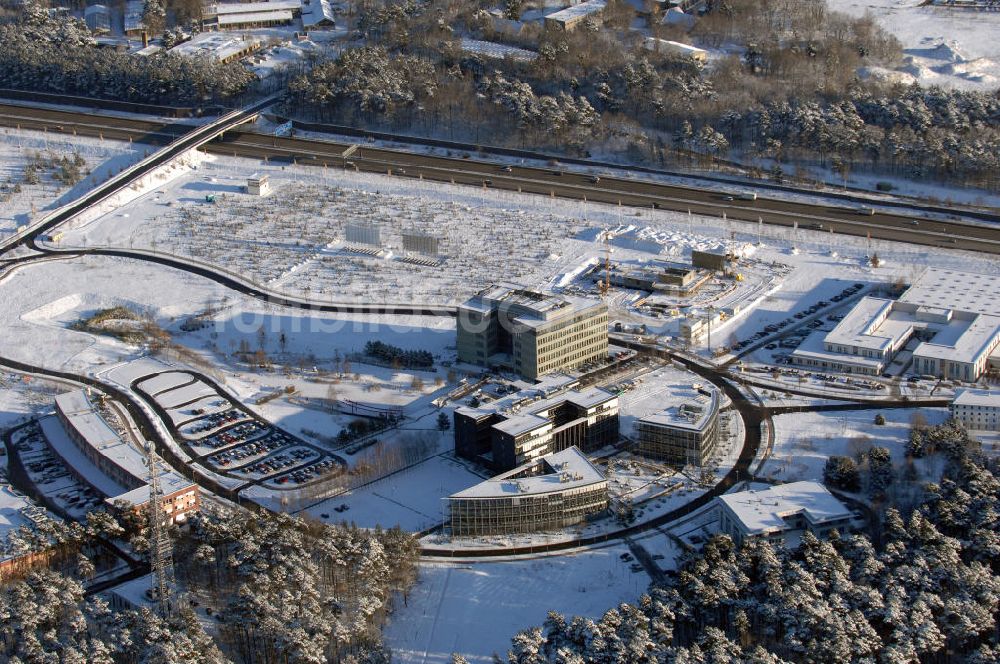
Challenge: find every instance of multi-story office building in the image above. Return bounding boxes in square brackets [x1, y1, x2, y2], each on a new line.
[448, 446, 608, 537]
[457, 284, 608, 381]
[950, 389, 1000, 431]
[454, 380, 619, 472]
[634, 384, 720, 466]
[716, 482, 853, 546]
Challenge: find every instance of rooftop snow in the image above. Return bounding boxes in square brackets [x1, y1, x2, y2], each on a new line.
[636, 383, 718, 432]
[824, 296, 898, 352]
[213, 1, 300, 14]
[450, 446, 605, 499]
[900, 267, 1000, 316]
[546, 0, 606, 23]
[717, 481, 851, 535]
[953, 388, 1000, 409]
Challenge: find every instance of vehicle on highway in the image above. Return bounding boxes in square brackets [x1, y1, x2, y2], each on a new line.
[738, 192, 758, 201]
[483, 179, 493, 187]
[907, 219, 919, 226]
[590, 176, 601, 184]
[500, 165, 512, 172]
[722, 195, 734, 201]
[856, 207, 875, 215]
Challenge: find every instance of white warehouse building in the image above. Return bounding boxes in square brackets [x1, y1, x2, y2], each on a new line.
[792, 268, 1000, 380]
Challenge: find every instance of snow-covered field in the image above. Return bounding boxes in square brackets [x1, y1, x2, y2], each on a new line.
[385, 539, 670, 664]
[761, 407, 950, 482]
[829, 0, 1000, 90]
[0, 127, 144, 238]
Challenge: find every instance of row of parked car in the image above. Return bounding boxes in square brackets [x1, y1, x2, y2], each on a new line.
[207, 431, 293, 468]
[239, 447, 317, 477]
[202, 421, 267, 450]
[274, 458, 339, 485]
[184, 408, 245, 436]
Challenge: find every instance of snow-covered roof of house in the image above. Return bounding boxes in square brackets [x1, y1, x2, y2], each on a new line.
[450, 446, 605, 500]
[545, 0, 606, 23]
[104, 572, 157, 610]
[643, 38, 707, 59]
[302, 0, 335, 26]
[636, 383, 718, 432]
[213, 0, 300, 14]
[952, 388, 1000, 409]
[108, 471, 194, 508]
[170, 32, 263, 62]
[460, 38, 537, 62]
[717, 481, 851, 536]
[218, 9, 293, 25]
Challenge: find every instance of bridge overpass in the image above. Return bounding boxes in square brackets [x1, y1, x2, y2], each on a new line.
[0, 96, 276, 255]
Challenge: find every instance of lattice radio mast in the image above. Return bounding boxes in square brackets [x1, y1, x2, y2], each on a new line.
[146, 442, 175, 617]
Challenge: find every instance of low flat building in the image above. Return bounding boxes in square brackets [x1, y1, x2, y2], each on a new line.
[643, 38, 708, 62]
[203, 0, 301, 29]
[950, 388, 1000, 431]
[247, 174, 270, 196]
[170, 32, 263, 64]
[84, 4, 111, 34]
[448, 446, 608, 537]
[301, 0, 336, 30]
[635, 383, 720, 465]
[544, 0, 606, 31]
[457, 283, 608, 381]
[52, 390, 199, 524]
[455, 379, 619, 471]
[792, 269, 1000, 380]
[604, 261, 711, 295]
[716, 481, 853, 546]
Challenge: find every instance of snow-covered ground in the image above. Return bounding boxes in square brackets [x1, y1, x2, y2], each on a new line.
[761, 407, 950, 483]
[829, 0, 1000, 90]
[0, 127, 144, 238]
[385, 538, 673, 664]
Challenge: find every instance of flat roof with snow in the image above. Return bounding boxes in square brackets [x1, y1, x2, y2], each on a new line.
[717, 481, 851, 535]
[460, 283, 605, 329]
[546, 0, 606, 23]
[636, 383, 718, 432]
[953, 388, 1000, 409]
[213, 0, 301, 14]
[900, 267, 1000, 316]
[450, 447, 605, 500]
[170, 32, 262, 62]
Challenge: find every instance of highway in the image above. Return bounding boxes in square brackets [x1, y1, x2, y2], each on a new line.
[2, 101, 998, 256]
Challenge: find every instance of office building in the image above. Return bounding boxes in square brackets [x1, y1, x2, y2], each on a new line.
[635, 383, 720, 465]
[448, 446, 608, 537]
[716, 481, 853, 546]
[455, 379, 619, 472]
[457, 284, 608, 381]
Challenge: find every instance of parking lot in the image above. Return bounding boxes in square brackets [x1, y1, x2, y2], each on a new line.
[135, 370, 343, 488]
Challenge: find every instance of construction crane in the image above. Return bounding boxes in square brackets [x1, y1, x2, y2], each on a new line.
[598, 229, 612, 298]
[146, 442, 176, 618]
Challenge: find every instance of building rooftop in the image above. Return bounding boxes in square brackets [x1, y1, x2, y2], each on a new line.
[170, 32, 262, 62]
[718, 481, 851, 535]
[458, 384, 617, 437]
[791, 330, 886, 371]
[460, 283, 604, 329]
[546, 0, 606, 22]
[108, 471, 194, 508]
[636, 383, 718, 432]
[899, 267, 1000, 316]
[450, 446, 605, 499]
[823, 296, 899, 353]
[218, 10, 293, 25]
[953, 388, 1000, 408]
[912, 313, 1000, 364]
[302, 0, 335, 26]
[213, 0, 300, 14]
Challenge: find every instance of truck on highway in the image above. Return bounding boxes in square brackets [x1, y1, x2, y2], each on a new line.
[856, 206, 875, 216]
[737, 192, 757, 201]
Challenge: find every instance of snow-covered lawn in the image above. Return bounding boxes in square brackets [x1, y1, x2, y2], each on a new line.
[0, 128, 145, 238]
[762, 407, 950, 482]
[385, 540, 669, 664]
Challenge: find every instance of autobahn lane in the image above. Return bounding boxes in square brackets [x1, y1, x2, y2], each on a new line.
[214, 137, 1000, 255]
[3, 102, 998, 255]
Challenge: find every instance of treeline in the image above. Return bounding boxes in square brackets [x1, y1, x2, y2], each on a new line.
[0, 507, 420, 663]
[0, 3, 254, 106]
[285, 0, 1000, 190]
[364, 339, 433, 368]
[499, 419, 1000, 663]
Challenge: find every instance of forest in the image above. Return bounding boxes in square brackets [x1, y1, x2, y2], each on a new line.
[284, 0, 1000, 191]
[0, 3, 254, 106]
[0, 507, 420, 663]
[499, 417, 1000, 663]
